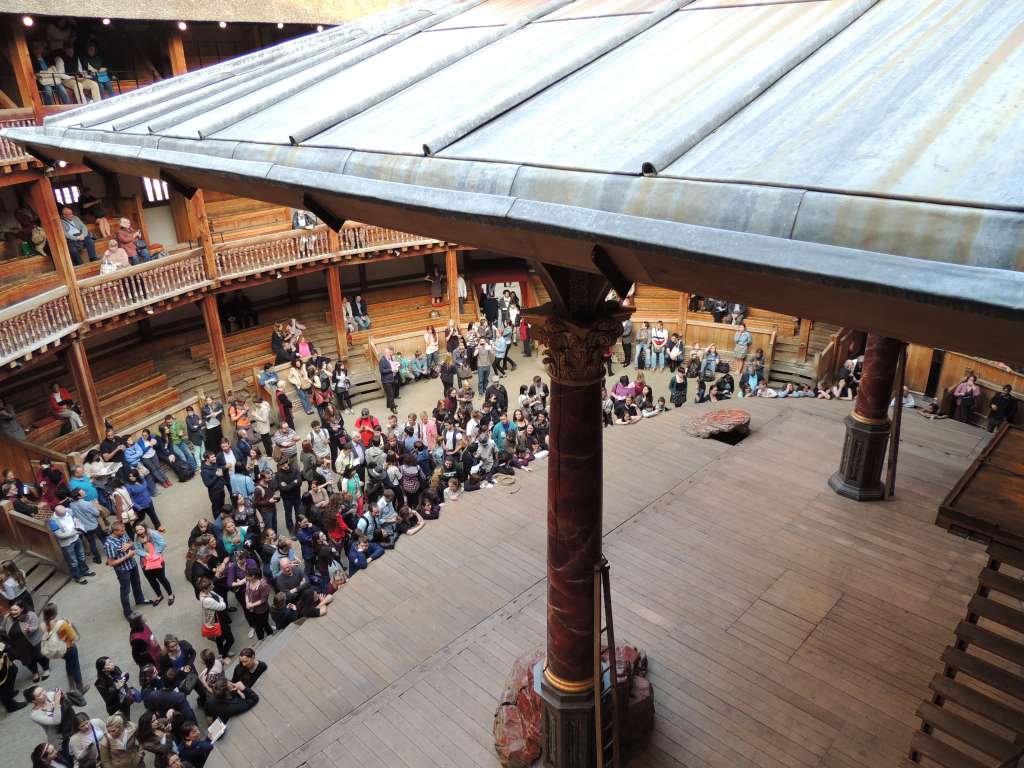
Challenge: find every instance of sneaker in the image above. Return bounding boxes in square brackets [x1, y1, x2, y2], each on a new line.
[76, 684, 91, 695]
[76, 578, 88, 585]
[168, 595, 175, 606]
[248, 628, 256, 639]
[85, 571, 97, 577]
[5, 701, 28, 712]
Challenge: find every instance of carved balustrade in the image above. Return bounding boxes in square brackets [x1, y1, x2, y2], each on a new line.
[0, 287, 75, 365]
[79, 248, 207, 321]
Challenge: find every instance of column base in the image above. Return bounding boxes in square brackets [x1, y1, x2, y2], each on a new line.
[539, 665, 595, 768]
[829, 414, 891, 501]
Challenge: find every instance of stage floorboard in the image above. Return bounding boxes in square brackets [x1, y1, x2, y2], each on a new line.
[206, 399, 991, 768]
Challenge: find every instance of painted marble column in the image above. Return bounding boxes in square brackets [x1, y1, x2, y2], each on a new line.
[829, 334, 902, 501]
[531, 310, 625, 767]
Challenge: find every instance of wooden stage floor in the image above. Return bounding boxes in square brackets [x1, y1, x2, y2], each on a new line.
[206, 399, 992, 768]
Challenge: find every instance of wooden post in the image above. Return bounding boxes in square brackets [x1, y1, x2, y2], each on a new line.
[167, 29, 187, 76]
[678, 292, 689, 338]
[66, 341, 104, 443]
[327, 228, 340, 254]
[326, 265, 348, 359]
[201, 295, 232, 402]
[188, 189, 218, 280]
[885, 343, 908, 499]
[445, 246, 459, 324]
[9, 23, 44, 122]
[32, 177, 85, 323]
[798, 319, 813, 363]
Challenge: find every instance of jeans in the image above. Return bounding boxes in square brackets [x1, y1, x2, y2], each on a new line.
[296, 387, 313, 414]
[281, 496, 300, 534]
[651, 348, 665, 370]
[97, 79, 116, 99]
[67, 235, 98, 265]
[141, 455, 168, 485]
[60, 539, 88, 580]
[261, 507, 278, 537]
[477, 365, 490, 395]
[458, 297, 465, 314]
[426, 351, 438, 369]
[355, 316, 371, 330]
[635, 343, 649, 368]
[115, 566, 147, 617]
[41, 82, 71, 104]
[64, 644, 84, 689]
[81, 528, 104, 563]
[188, 441, 204, 467]
[172, 443, 197, 470]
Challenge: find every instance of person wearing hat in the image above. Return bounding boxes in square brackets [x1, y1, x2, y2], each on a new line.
[49, 504, 94, 585]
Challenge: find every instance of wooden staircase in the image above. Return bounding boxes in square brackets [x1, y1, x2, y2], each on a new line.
[910, 542, 1024, 767]
[0, 546, 70, 609]
[767, 321, 843, 388]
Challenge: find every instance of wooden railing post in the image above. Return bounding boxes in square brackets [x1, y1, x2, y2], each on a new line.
[446, 246, 460, 324]
[327, 228, 340, 254]
[798, 319, 812, 363]
[326, 264, 348, 359]
[32, 176, 86, 323]
[66, 340, 104, 443]
[201, 294, 232, 402]
[189, 190, 219, 281]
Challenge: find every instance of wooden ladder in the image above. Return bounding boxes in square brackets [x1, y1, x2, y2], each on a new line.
[594, 555, 621, 768]
[910, 542, 1024, 767]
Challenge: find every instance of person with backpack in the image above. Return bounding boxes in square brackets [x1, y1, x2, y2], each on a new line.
[40, 602, 87, 694]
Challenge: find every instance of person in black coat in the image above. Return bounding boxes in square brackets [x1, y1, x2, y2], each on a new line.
[230, 648, 266, 689]
[203, 677, 258, 722]
[139, 664, 197, 723]
[200, 453, 226, 516]
[379, 348, 398, 414]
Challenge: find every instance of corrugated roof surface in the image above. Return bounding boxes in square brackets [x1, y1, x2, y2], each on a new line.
[444, 0, 873, 172]
[6, 0, 1024, 357]
[669, 0, 1024, 210]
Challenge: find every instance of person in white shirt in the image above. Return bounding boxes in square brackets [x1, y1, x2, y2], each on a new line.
[457, 275, 467, 314]
[649, 321, 669, 370]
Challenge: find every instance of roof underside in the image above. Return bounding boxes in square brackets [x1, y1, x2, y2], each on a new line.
[7, 0, 1024, 364]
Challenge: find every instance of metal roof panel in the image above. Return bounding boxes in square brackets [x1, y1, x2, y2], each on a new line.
[667, 0, 1024, 209]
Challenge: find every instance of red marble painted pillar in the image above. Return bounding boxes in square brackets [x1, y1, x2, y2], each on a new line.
[829, 334, 902, 500]
[531, 311, 625, 767]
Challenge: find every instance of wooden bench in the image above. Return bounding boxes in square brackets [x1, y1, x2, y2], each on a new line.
[206, 195, 292, 243]
[21, 361, 158, 432]
[32, 372, 171, 446]
[47, 386, 184, 453]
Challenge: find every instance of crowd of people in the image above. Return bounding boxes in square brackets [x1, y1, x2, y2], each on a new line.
[1, 284, 561, 768]
[29, 18, 126, 106]
[1, 277, 1019, 767]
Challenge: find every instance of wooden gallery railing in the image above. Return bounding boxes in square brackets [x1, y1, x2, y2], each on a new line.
[79, 248, 207, 322]
[0, 224, 440, 368]
[0, 112, 36, 164]
[0, 286, 76, 361]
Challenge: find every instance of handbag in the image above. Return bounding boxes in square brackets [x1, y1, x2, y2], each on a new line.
[201, 619, 223, 639]
[142, 541, 164, 571]
[715, 361, 730, 374]
[458, 364, 472, 379]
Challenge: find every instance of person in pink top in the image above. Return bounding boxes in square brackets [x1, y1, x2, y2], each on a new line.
[419, 411, 438, 451]
[953, 374, 982, 424]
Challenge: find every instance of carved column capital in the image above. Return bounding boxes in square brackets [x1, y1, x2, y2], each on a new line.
[527, 306, 630, 385]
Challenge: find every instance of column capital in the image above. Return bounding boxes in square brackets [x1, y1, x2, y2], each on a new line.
[526, 305, 631, 385]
